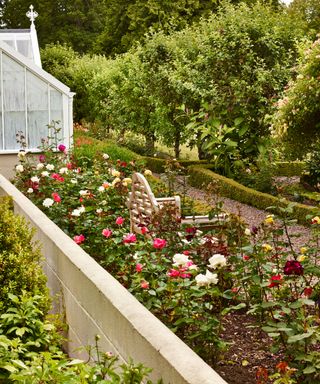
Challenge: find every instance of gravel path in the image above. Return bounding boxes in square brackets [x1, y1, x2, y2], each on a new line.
[157, 174, 312, 251]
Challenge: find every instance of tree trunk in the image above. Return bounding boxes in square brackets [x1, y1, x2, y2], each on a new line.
[174, 130, 181, 159]
[145, 132, 156, 156]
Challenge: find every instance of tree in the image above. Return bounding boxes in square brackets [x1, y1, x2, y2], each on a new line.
[287, 0, 320, 36]
[94, 0, 220, 56]
[0, 0, 108, 53]
[272, 36, 320, 159]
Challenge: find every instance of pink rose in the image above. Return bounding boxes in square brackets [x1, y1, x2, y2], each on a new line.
[136, 263, 143, 272]
[167, 269, 180, 278]
[153, 238, 167, 249]
[74, 234, 85, 244]
[102, 228, 112, 238]
[141, 226, 149, 235]
[123, 233, 136, 243]
[58, 143, 66, 152]
[51, 192, 61, 203]
[115, 217, 124, 225]
[140, 281, 149, 289]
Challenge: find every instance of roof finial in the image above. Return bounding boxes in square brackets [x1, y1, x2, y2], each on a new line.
[26, 5, 38, 26]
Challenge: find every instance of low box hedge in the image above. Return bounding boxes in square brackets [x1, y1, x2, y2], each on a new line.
[143, 157, 209, 173]
[273, 161, 305, 177]
[188, 166, 317, 225]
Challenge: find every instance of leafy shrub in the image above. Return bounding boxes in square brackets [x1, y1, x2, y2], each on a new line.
[73, 134, 142, 167]
[272, 36, 320, 158]
[0, 293, 158, 383]
[88, 2, 305, 158]
[0, 198, 49, 314]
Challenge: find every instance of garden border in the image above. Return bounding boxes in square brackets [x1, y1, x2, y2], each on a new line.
[0, 174, 227, 384]
[187, 166, 317, 225]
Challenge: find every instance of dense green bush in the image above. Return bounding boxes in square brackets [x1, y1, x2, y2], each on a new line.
[41, 44, 109, 122]
[0, 198, 49, 314]
[89, 2, 305, 158]
[188, 166, 317, 224]
[272, 36, 320, 158]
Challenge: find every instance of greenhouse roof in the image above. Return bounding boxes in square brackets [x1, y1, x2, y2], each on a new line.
[0, 5, 41, 67]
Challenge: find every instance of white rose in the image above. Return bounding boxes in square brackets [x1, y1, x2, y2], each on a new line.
[41, 171, 49, 177]
[244, 228, 251, 236]
[46, 164, 54, 171]
[43, 198, 54, 208]
[98, 186, 105, 192]
[79, 190, 88, 196]
[96, 208, 103, 214]
[30, 176, 40, 183]
[70, 178, 77, 184]
[59, 167, 68, 174]
[205, 270, 218, 285]
[173, 253, 190, 267]
[195, 274, 208, 287]
[15, 164, 24, 173]
[27, 188, 33, 193]
[71, 209, 81, 217]
[208, 254, 227, 269]
[17, 151, 26, 160]
[36, 163, 44, 170]
[103, 153, 109, 160]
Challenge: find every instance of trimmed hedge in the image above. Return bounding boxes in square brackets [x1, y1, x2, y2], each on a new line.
[143, 157, 209, 173]
[188, 166, 317, 225]
[273, 161, 305, 177]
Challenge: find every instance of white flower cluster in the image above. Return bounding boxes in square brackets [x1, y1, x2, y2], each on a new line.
[195, 253, 227, 287]
[43, 198, 54, 208]
[195, 270, 218, 287]
[71, 206, 85, 217]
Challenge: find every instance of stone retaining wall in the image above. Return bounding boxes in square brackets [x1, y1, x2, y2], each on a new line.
[0, 174, 227, 384]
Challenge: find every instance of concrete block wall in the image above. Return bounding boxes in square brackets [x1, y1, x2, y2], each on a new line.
[0, 174, 227, 384]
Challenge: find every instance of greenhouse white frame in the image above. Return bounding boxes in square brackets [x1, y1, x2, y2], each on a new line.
[0, 22, 74, 154]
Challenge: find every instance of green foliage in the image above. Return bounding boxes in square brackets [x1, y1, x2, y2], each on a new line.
[41, 45, 109, 121]
[0, 0, 108, 53]
[301, 140, 320, 189]
[73, 134, 142, 167]
[88, 1, 305, 157]
[287, 0, 320, 37]
[0, 198, 49, 314]
[0, 294, 158, 383]
[143, 156, 209, 174]
[93, 0, 219, 56]
[273, 161, 305, 176]
[187, 166, 317, 224]
[272, 36, 320, 158]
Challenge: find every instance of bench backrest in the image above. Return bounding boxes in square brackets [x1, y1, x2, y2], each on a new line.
[128, 173, 159, 234]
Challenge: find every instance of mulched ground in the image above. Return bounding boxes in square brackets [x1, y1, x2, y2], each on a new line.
[215, 312, 283, 384]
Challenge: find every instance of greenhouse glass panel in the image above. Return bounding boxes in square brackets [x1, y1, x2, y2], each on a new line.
[26, 71, 48, 148]
[3, 53, 26, 150]
[49, 87, 64, 142]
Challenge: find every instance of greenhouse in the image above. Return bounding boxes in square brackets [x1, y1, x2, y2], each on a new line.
[0, 6, 74, 154]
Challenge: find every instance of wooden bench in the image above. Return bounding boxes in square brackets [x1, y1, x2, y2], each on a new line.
[127, 172, 226, 235]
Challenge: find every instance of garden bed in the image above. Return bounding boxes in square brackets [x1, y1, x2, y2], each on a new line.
[7, 140, 320, 384]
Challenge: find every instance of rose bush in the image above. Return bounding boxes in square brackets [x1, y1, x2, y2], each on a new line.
[13, 141, 320, 381]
